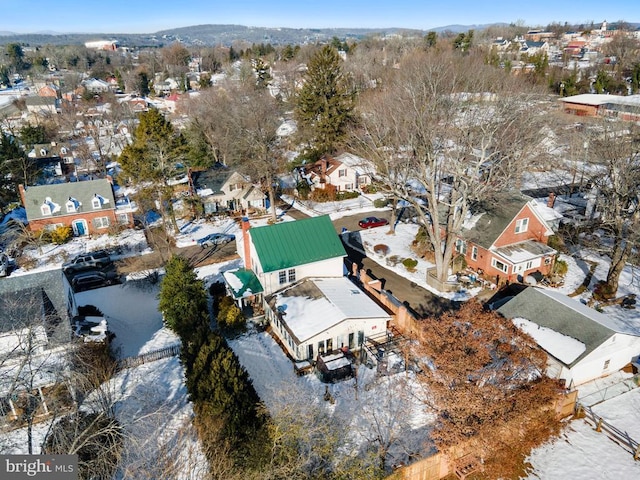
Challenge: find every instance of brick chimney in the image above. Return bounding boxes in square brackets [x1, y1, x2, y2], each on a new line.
[18, 184, 26, 207]
[242, 217, 251, 270]
[547, 192, 556, 208]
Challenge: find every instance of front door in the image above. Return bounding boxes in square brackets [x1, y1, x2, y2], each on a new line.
[72, 219, 88, 236]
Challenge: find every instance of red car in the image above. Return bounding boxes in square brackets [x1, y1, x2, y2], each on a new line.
[358, 216, 389, 229]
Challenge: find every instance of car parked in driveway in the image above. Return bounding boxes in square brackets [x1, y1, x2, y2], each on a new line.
[62, 250, 112, 274]
[71, 270, 118, 292]
[358, 216, 389, 229]
[197, 233, 236, 248]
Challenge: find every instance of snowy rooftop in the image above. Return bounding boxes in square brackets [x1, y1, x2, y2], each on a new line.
[272, 277, 390, 343]
[513, 317, 586, 364]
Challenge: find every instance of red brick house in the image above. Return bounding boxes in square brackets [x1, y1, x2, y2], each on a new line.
[19, 179, 134, 236]
[454, 194, 557, 284]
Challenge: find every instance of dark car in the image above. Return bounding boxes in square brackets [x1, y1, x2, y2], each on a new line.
[0, 253, 9, 277]
[62, 250, 112, 274]
[197, 233, 236, 248]
[358, 216, 389, 229]
[71, 270, 117, 292]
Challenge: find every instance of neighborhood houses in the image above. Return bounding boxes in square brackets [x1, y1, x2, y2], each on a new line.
[1, 15, 640, 480]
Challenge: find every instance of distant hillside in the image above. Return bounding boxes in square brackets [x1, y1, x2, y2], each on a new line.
[0, 23, 497, 47]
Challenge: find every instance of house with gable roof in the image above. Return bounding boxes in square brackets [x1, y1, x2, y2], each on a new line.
[18, 178, 134, 236]
[496, 286, 640, 388]
[303, 152, 373, 192]
[454, 193, 557, 284]
[189, 163, 267, 216]
[223, 215, 391, 364]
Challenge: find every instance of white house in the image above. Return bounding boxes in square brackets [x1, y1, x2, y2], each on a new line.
[304, 153, 373, 192]
[497, 287, 640, 388]
[225, 215, 391, 365]
[265, 276, 390, 362]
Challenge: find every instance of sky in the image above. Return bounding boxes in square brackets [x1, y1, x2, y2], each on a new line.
[1, 1, 638, 35]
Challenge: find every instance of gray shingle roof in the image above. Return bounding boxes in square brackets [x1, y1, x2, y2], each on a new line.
[497, 287, 616, 367]
[22, 179, 115, 221]
[463, 193, 532, 249]
[0, 269, 71, 347]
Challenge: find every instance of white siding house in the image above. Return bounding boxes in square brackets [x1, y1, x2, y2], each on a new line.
[497, 287, 640, 388]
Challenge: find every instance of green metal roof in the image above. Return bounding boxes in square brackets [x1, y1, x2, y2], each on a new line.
[223, 268, 264, 300]
[251, 215, 346, 273]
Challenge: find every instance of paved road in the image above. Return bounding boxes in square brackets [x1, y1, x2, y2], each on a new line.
[281, 201, 454, 318]
[121, 206, 455, 318]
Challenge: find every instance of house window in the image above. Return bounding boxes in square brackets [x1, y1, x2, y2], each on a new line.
[491, 258, 509, 273]
[603, 359, 610, 370]
[288, 268, 296, 282]
[345, 183, 354, 190]
[525, 260, 533, 270]
[471, 246, 478, 261]
[308, 344, 314, 360]
[338, 169, 347, 177]
[515, 218, 529, 233]
[455, 239, 467, 255]
[41, 204, 52, 216]
[278, 270, 287, 284]
[326, 338, 333, 352]
[318, 341, 325, 356]
[66, 197, 81, 213]
[349, 332, 355, 349]
[117, 213, 129, 224]
[94, 217, 110, 229]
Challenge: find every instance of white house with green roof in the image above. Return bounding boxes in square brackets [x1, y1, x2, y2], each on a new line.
[228, 215, 391, 364]
[240, 215, 347, 296]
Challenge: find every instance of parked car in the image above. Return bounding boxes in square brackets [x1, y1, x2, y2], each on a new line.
[62, 250, 112, 274]
[198, 233, 236, 248]
[0, 253, 9, 277]
[71, 270, 117, 292]
[358, 216, 389, 229]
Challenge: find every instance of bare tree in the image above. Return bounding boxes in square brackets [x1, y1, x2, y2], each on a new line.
[351, 48, 549, 285]
[0, 292, 70, 454]
[585, 121, 640, 296]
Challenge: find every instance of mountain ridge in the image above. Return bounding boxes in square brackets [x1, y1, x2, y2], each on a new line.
[0, 23, 504, 47]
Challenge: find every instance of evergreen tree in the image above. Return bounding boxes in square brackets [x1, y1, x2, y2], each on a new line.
[252, 58, 272, 89]
[158, 255, 209, 342]
[294, 45, 356, 159]
[0, 133, 28, 209]
[424, 31, 438, 48]
[188, 330, 267, 465]
[119, 108, 188, 232]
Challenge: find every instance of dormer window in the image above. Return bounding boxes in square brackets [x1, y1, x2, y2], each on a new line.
[92, 194, 109, 209]
[40, 148, 47, 156]
[66, 196, 81, 213]
[41, 197, 61, 216]
[60, 147, 68, 155]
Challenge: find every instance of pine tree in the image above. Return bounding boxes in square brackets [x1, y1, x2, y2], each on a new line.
[294, 45, 356, 159]
[158, 255, 208, 342]
[119, 108, 188, 232]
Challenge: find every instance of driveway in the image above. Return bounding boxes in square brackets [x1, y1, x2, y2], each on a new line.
[292, 205, 455, 318]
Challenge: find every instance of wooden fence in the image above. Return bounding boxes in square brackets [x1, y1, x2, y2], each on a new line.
[581, 404, 640, 460]
[117, 343, 181, 371]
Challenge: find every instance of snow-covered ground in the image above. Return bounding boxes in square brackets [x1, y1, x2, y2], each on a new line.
[3, 189, 640, 477]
